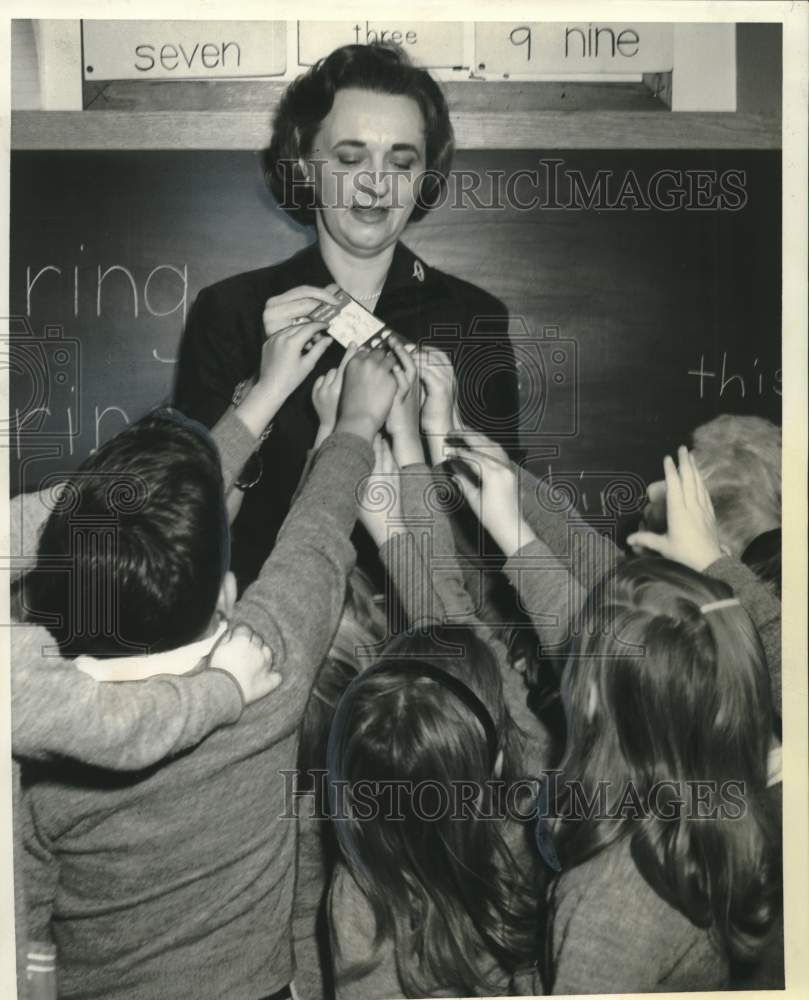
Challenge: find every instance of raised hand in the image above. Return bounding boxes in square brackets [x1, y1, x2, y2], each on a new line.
[627, 446, 724, 572]
[208, 623, 282, 705]
[262, 283, 340, 338]
[312, 343, 358, 447]
[335, 345, 400, 442]
[235, 320, 333, 440]
[446, 430, 535, 558]
[385, 337, 424, 466]
[359, 434, 403, 547]
[416, 347, 461, 463]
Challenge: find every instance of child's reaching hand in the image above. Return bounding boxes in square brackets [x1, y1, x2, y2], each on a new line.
[312, 343, 358, 448]
[208, 624, 282, 706]
[359, 435, 403, 548]
[235, 321, 333, 440]
[335, 345, 400, 442]
[385, 338, 424, 466]
[416, 347, 462, 464]
[627, 446, 724, 572]
[446, 430, 536, 558]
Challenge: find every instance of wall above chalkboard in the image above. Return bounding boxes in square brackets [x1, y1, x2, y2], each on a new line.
[10, 21, 782, 150]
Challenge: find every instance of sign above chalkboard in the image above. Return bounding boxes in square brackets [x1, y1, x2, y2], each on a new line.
[82, 20, 286, 80]
[475, 22, 673, 76]
[298, 21, 465, 68]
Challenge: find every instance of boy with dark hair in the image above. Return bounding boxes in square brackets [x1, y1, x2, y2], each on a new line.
[27, 410, 232, 659]
[19, 329, 400, 999]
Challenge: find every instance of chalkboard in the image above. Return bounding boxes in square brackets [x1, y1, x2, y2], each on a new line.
[9, 149, 781, 526]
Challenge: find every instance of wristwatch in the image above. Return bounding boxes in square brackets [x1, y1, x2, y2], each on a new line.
[231, 378, 274, 491]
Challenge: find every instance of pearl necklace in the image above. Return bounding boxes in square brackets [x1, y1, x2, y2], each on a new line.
[355, 289, 383, 303]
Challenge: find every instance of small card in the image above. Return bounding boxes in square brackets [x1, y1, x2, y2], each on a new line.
[310, 288, 387, 348]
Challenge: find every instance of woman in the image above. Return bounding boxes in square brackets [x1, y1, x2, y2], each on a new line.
[174, 42, 519, 589]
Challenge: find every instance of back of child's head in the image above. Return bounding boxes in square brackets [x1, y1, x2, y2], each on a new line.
[327, 625, 536, 995]
[28, 409, 228, 658]
[640, 416, 781, 562]
[554, 557, 778, 964]
[692, 414, 781, 555]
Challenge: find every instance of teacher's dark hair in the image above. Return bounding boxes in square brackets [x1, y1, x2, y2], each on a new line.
[265, 43, 455, 223]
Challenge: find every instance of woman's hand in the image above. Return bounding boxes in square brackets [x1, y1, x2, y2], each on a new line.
[385, 337, 424, 466]
[262, 283, 340, 338]
[359, 434, 403, 548]
[627, 446, 724, 572]
[312, 343, 358, 448]
[236, 321, 332, 438]
[447, 430, 535, 558]
[208, 623, 282, 706]
[416, 347, 461, 464]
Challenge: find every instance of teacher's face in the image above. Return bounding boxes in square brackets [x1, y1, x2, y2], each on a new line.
[305, 88, 427, 258]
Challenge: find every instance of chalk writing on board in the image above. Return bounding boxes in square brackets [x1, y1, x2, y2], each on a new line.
[14, 404, 133, 459]
[26, 262, 189, 324]
[152, 349, 178, 364]
[687, 353, 782, 399]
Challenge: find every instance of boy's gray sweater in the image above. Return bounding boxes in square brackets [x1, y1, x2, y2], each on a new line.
[19, 423, 373, 1000]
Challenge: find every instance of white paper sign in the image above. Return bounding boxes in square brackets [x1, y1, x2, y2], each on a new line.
[475, 22, 674, 75]
[82, 21, 286, 80]
[298, 21, 464, 69]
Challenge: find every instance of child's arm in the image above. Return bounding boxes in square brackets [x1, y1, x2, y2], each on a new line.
[228, 347, 397, 732]
[211, 319, 333, 521]
[449, 437, 586, 654]
[11, 624, 280, 768]
[8, 488, 55, 583]
[628, 447, 781, 711]
[375, 340, 478, 627]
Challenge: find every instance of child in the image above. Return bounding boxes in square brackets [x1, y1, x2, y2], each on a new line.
[327, 627, 539, 999]
[452, 441, 781, 992]
[11, 622, 276, 1000]
[18, 329, 398, 1000]
[309, 343, 540, 998]
[8, 322, 332, 998]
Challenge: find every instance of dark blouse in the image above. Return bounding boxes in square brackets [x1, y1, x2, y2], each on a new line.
[174, 239, 519, 589]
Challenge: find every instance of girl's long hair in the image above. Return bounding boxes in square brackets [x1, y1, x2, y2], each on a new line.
[549, 557, 779, 977]
[327, 626, 539, 996]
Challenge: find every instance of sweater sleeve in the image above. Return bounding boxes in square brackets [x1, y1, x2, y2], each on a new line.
[210, 406, 261, 496]
[398, 464, 478, 621]
[705, 555, 782, 712]
[329, 866, 405, 1000]
[503, 537, 586, 655]
[11, 625, 244, 768]
[518, 465, 622, 596]
[229, 431, 373, 728]
[8, 488, 55, 582]
[389, 465, 546, 763]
